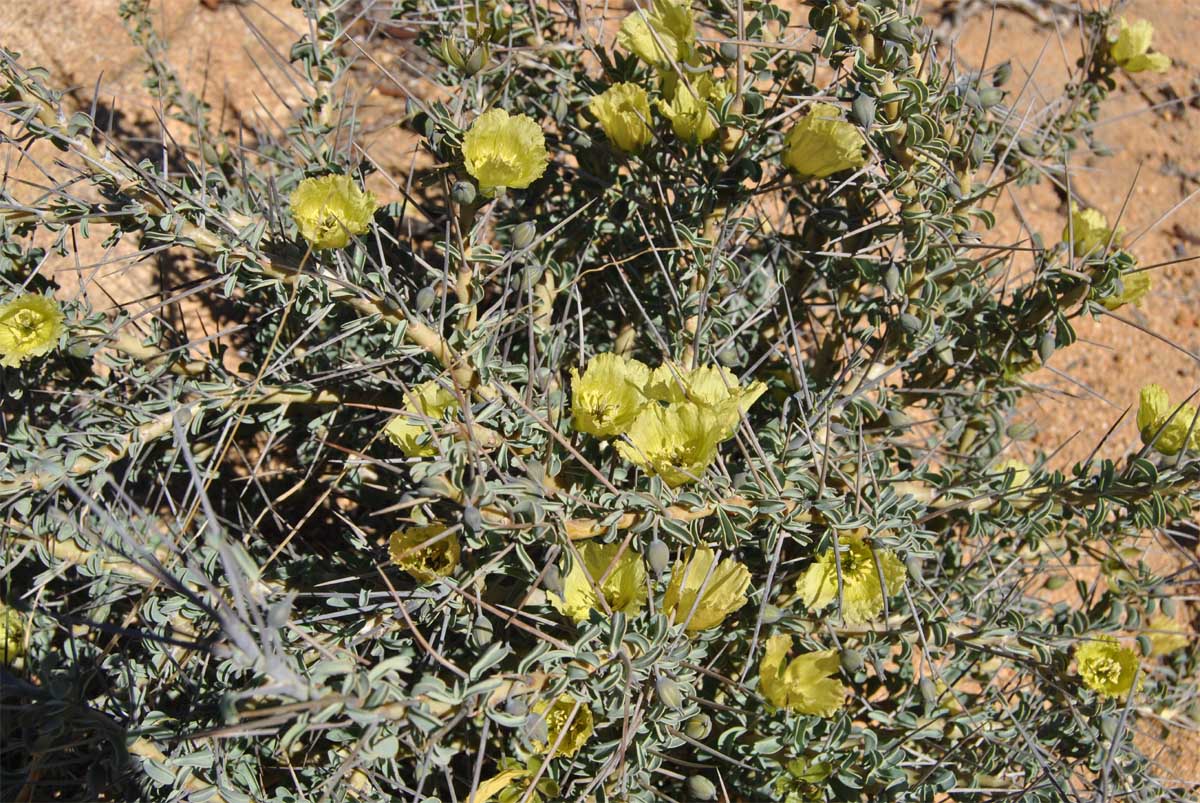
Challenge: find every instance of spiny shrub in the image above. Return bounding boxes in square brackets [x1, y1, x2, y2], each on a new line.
[0, 0, 1196, 801]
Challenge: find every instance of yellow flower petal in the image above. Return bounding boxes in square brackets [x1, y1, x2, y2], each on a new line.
[462, 109, 549, 196]
[590, 82, 653, 153]
[530, 694, 594, 757]
[550, 542, 647, 622]
[663, 547, 751, 631]
[384, 381, 459, 457]
[616, 402, 723, 487]
[1062, 205, 1120, 258]
[659, 77, 719, 144]
[645, 363, 766, 439]
[616, 0, 696, 68]
[1137, 384, 1200, 456]
[289, 174, 377, 250]
[571, 352, 651, 437]
[1075, 636, 1140, 698]
[1111, 18, 1170, 74]
[0, 294, 64, 368]
[389, 523, 461, 583]
[796, 536, 905, 624]
[1, 602, 26, 664]
[759, 635, 846, 716]
[782, 104, 867, 180]
[1101, 265, 1151, 311]
[1144, 614, 1190, 658]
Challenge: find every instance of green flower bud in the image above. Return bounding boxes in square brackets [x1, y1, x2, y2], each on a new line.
[840, 647, 864, 672]
[684, 714, 711, 740]
[647, 539, 671, 575]
[451, 180, 477, 205]
[512, 221, 537, 250]
[415, 287, 437, 312]
[686, 776, 717, 801]
[655, 676, 685, 710]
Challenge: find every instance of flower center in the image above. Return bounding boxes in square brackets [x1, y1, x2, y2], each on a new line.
[9, 310, 43, 344]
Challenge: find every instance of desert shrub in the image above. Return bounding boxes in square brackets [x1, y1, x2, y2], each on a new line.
[0, 0, 1197, 801]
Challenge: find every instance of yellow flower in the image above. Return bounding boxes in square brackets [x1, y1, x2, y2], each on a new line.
[589, 83, 653, 153]
[1144, 614, 1190, 657]
[616, 402, 724, 487]
[1101, 266, 1151, 311]
[388, 523, 461, 583]
[991, 458, 1031, 489]
[646, 363, 766, 438]
[782, 104, 867, 180]
[384, 381, 459, 458]
[1110, 18, 1171, 74]
[1075, 636, 1140, 698]
[1, 602, 26, 664]
[759, 634, 846, 716]
[796, 535, 905, 624]
[571, 352, 651, 438]
[0, 294, 64, 368]
[289, 174, 377, 250]
[617, 0, 696, 68]
[1062, 205, 1121, 258]
[530, 694, 594, 757]
[663, 547, 751, 632]
[659, 76, 726, 144]
[475, 758, 558, 803]
[462, 109, 549, 196]
[1137, 384, 1200, 456]
[551, 542, 647, 622]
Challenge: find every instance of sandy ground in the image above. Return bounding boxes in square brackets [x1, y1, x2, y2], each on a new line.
[2, 0, 1196, 788]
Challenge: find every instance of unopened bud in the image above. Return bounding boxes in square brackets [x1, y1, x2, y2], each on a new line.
[647, 539, 671, 575]
[415, 286, 437, 312]
[686, 776, 717, 801]
[684, 714, 711, 740]
[655, 676, 685, 710]
[840, 648, 864, 672]
[511, 221, 537, 250]
[451, 180, 477, 205]
[542, 564, 563, 595]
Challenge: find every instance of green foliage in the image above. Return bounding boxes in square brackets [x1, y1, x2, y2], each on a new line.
[1, 0, 1197, 801]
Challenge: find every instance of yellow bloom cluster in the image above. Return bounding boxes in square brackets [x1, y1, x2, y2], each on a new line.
[796, 535, 905, 624]
[0, 294, 64, 368]
[590, 82, 653, 153]
[1063, 205, 1122, 258]
[384, 381, 459, 458]
[1101, 269, 1151, 311]
[462, 109, 549, 196]
[1075, 636, 1140, 698]
[551, 542, 647, 623]
[389, 523, 461, 583]
[571, 353, 766, 486]
[1137, 384, 1200, 456]
[1110, 18, 1171, 74]
[617, 0, 696, 68]
[473, 758, 557, 803]
[759, 635, 846, 716]
[530, 694, 594, 757]
[1145, 614, 1190, 658]
[663, 547, 751, 632]
[782, 104, 867, 180]
[289, 174, 377, 250]
[659, 75, 728, 144]
[1, 602, 25, 664]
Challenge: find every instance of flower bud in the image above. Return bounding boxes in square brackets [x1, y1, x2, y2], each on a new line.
[1006, 421, 1038, 441]
[1043, 575, 1067, 591]
[993, 61, 1012, 86]
[511, 221, 537, 250]
[1038, 331, 1056, 364]
[451, 180, 477, 205]
[852, 93, 877, 130]
[464, 43, 489, 75]
[647, 539, 671, 575]
[415, 287, 437, 312]
[655, 676, 685, 710]
[686, 776, 717, 801]
[840, 647, 865, 672]
[439, 38, 466, 69]
[542, 564, 563, 595]
[684, 714, 711, 740]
